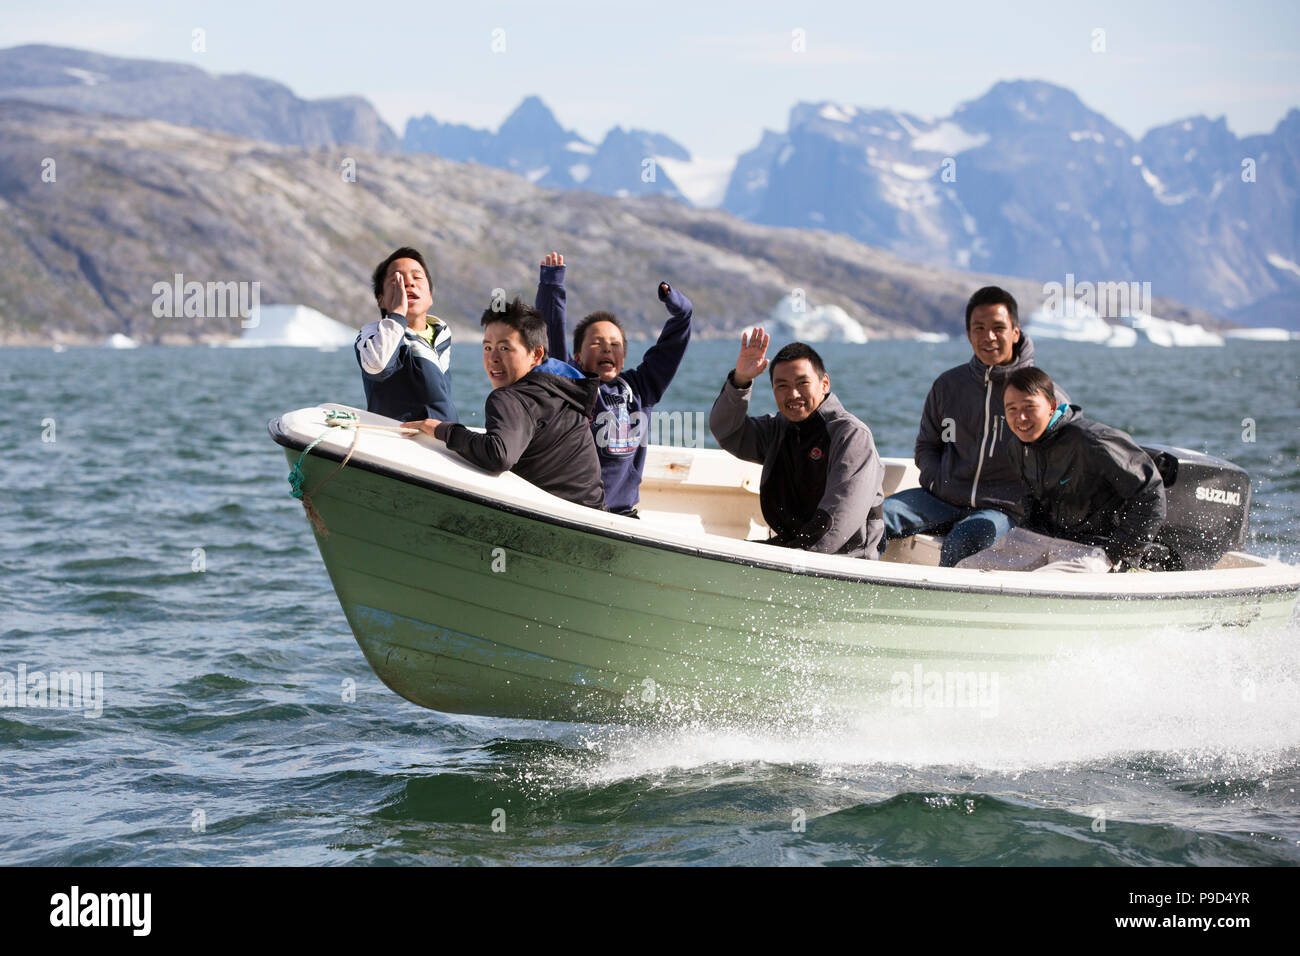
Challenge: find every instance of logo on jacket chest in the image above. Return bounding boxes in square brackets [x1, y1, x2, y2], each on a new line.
[809, 446, 824, 461]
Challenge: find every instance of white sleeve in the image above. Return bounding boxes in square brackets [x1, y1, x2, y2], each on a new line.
[356, 316, 407, 376]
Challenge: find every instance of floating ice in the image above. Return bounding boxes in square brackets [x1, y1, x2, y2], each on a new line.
[232, 304, 357, 349]
[768, 294, 868, 343]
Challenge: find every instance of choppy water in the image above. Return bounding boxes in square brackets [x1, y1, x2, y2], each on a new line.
[2, 338, 1298, 865]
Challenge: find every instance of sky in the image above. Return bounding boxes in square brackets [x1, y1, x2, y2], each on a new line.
[5, 0, 1299, 160]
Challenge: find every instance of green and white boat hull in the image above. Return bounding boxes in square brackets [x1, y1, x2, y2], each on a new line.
[271, 405, 1300, 724]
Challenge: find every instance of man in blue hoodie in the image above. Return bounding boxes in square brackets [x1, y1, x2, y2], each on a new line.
[881, 286, 1067, 566]
[354, 246, 457, 423]
[535, 252, 692, 517]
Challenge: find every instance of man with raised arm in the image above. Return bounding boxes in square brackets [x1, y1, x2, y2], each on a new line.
[536, 251, 692, 517]
[709, 329, 885, 559]
[354, 246, 457, 423]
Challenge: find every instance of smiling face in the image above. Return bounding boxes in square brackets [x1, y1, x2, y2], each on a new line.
[968, 303, 1021, 367]
[771, 358, 830, 423]
[1004, 383, 1057, 443]
[578, 321, 627, 382]
[482, 321, 544, 388]
[382, 257, 433, 320]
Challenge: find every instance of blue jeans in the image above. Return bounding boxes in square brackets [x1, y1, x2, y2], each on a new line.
[881, 487, 1014, 567]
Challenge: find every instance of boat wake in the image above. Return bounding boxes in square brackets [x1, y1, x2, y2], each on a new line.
[561, 620, 1300, 782]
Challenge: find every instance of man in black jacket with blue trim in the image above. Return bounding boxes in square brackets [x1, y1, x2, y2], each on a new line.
[957, 367, 1165, 573]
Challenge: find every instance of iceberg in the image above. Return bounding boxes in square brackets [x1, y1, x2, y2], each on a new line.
[232, 304, 357, 349]
[1022, 301, 1133, 346]
[1126, 310, 1224, 347]
[1223, 327, 1293, 341]
[104, 333, 138, 349]
[767, 294, 868, 343]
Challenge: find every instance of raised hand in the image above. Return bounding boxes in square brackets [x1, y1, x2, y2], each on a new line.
[382, 270, 409, 318]
[734, 327, 769, 387]
[541, 251, 565, 267]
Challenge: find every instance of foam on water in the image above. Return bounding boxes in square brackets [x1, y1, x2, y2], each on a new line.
[571, 621, 1300, 783]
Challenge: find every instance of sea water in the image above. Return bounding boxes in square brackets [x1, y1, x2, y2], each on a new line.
[1, 338, 1297, 865]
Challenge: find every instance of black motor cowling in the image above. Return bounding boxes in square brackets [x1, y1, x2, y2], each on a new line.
[1140, 443, 1251, 571]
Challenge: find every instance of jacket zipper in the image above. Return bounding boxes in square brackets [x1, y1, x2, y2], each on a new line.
[970, 365, 993, 507]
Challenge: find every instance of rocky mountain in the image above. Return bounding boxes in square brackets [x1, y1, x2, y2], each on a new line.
[0, 101, 1225, 346]
[722, 81, 1300, 327]
[0, 44, 400, 152]
[405, 96, 691, 200]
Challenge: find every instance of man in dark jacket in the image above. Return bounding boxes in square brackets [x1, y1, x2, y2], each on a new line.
[957, 367, 1165, 572]
[882, 286, 1068, 566]
[710, 330, 885, 559]
[536, 251, 692, 516]
[404, 297, 604, 510]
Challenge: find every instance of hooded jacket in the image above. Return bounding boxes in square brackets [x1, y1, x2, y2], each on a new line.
[434, 370, 605, 510]
[710, 375, 885, 559]
[355, 313, 458, 423]
[537, 264, 693, 514]
[914, 335, 1067, 518]
[1009, 404, 1166, 563]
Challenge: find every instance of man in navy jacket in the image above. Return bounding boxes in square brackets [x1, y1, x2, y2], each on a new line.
[535, 252, 692, 516]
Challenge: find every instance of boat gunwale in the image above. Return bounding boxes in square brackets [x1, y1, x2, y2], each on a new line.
[268, 416, 1300, 604]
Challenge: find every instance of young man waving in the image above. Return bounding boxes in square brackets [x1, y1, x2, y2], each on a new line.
[709, 329, 885, 559]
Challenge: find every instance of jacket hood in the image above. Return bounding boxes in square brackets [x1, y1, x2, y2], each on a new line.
[966, 331, 1036, 382]
[520, 369, 601, 418]
[1033, 402, 1082, 444]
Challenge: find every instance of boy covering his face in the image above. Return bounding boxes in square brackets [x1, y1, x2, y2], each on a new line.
[354, 247, 457, 424]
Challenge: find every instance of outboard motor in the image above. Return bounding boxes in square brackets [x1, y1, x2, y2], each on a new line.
[1140, 443, 1251, 571]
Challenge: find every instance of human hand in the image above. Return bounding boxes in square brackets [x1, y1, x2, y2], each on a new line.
[382, 271, 409, 318]
[541, 251, 565, 267]
[733, 327, 769, 387]
[403, 419, 441, 438]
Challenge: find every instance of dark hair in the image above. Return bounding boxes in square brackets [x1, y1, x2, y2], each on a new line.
[481, 296, 548, 353]
[965, 286, 1019, 331]
[768, 342, 827, 381]
[1004, 367, 1056, 406]
[372, 247, 432, 317]
[573, 311, 625, 359]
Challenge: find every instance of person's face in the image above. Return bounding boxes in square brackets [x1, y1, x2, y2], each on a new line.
[1004, 384, 1056, 442]
[382, 257, 433, 317]
[578, 321, 627, 382]
[482, 322, 543, 388]
[968, 303, 1021, 366]
[771, 358, 830, 423]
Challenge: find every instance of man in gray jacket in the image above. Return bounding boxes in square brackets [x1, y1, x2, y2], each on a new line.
[710, 330, 885, 559]
[882, 286, 1066, 566]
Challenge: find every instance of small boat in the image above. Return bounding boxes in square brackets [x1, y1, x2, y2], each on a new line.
[269, 403, 1300, 724]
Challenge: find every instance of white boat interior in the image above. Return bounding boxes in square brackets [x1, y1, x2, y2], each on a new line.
[279, 404, 1300, 599]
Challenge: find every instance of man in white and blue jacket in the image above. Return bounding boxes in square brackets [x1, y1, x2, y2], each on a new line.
[535, 252, 692, 516]
[355, 246, 457, 423]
